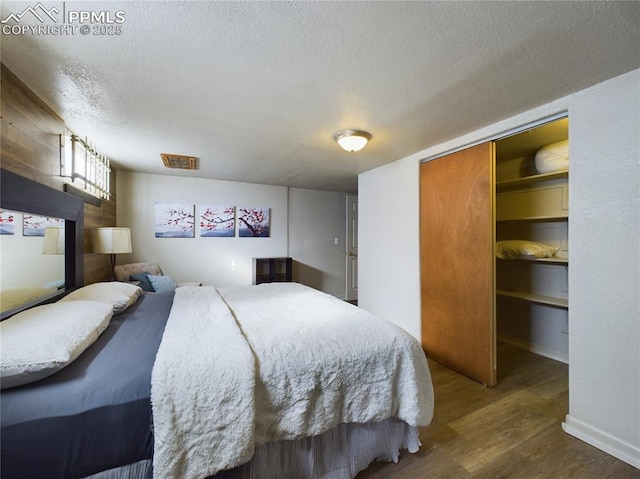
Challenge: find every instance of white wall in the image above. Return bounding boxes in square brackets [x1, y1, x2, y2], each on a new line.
[288, 188, 348, 298]
[358, 158, 421, 340]
[359, 69, 639, 467]
[117, 172, 287, 286]
[116, 172, 347, 294]
[563, 70, 639, 467]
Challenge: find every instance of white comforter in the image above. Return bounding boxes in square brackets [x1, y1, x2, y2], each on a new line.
[151, 283, 434, 479]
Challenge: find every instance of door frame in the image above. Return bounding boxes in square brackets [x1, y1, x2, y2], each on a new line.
[345, 195, 358, 302]
[421, 112, 568, 164]
[419, 111, 569, 387]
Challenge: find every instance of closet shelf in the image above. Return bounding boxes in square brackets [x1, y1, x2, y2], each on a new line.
[533, 256, 568, 264]
[497, 214, 568, 222]
[496, 289, 568, 309]
[497, 256, 568, 264]
[497, 170, 568, 190]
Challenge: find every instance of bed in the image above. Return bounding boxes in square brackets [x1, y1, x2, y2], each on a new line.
[1, 282, 434, 479]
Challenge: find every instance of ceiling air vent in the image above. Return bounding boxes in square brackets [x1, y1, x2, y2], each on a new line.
[160, 153, 197, 170]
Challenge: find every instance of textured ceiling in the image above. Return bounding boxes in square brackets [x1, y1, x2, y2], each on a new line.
[1, 1, 639, 192]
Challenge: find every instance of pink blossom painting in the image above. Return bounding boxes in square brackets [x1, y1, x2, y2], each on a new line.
[238, 207, 270, 237]
[23, 215, 64, 236]
[155, 203, 195, 238]
[0, 210, 16, 235]
[200, 205, 235, 237]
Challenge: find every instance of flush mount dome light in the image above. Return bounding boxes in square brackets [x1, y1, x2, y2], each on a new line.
[333, 129, 372, 152]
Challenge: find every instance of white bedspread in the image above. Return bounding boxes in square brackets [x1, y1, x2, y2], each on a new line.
[151, 287, 256, 479]
[152, 283, 434, 479]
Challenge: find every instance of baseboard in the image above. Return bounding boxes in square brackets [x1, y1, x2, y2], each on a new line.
[497, 334, 569, 364]
[563, 415, 640, 469]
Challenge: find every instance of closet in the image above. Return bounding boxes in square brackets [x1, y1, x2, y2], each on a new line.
[420, 117, 569, 386]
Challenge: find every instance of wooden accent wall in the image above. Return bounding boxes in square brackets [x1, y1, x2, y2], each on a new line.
[1, 63, 116, 284]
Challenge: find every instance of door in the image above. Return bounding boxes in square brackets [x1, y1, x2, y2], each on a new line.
[345, 195, 358, 302]
[420, 143, 496, 386]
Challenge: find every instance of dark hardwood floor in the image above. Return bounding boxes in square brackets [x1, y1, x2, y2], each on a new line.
[356, 343, 640, 479]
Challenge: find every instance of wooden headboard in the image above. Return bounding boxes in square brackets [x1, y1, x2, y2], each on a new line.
[1, 169, 84, 318]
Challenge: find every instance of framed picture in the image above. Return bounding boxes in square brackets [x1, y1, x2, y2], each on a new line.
[23, 215, 64, 237]
[238, 207, 270, 237]
[200, 205, 235, 237]
[155, 203, 195, 238]
[0, 210, 16, 235]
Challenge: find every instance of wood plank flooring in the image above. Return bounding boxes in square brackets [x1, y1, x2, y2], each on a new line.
[356, 344, 639, 479]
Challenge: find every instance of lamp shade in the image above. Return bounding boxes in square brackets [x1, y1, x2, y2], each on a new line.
[42, 227, 65, 254]
[93, 227, 132, 254]
[333, 129, 372, 152]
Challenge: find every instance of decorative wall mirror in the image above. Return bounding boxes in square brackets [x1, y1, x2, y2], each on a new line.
[0, 169, 84, 319]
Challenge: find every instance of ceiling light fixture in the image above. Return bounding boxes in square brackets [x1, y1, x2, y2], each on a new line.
[333, 129, 372, 152]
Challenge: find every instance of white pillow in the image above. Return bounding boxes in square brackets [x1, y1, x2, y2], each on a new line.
[0, 301, 113, 389]
[535, 140, 569, 174]
[496, 240, 559, 260]
[59, 282, 141, 314]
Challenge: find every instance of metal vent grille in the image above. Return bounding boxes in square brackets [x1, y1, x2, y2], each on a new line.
[160, 153, 197, 170]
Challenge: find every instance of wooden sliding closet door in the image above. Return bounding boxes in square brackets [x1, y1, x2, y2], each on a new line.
[420, 143, 496, 386]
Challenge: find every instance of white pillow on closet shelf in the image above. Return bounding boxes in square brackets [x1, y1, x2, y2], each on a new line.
[534, 139, 569, 174]
[495, 240, 559, 260]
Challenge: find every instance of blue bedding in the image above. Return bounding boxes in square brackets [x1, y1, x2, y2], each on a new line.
[1, 292, 174, 479]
